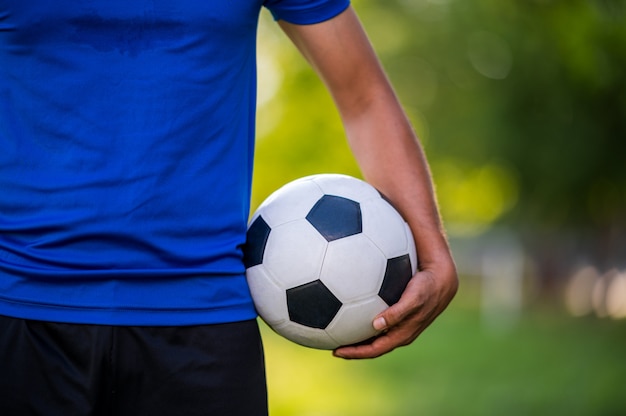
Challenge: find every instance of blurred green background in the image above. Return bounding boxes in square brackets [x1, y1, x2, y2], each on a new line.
[253, 0, 626, 414]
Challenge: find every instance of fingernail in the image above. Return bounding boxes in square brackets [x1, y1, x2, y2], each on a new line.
[373, 317, 387, 331]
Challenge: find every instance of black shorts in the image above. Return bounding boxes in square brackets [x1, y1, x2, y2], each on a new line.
[0, 316, 267, 416]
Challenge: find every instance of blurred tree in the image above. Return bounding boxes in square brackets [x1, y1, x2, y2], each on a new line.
[254, 0, 626, 270]
[498, 0, 626, 230]
[357, 0, 626, 228]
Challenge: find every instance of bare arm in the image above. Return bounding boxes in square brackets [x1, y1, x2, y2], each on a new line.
[278, 6, 458, 359]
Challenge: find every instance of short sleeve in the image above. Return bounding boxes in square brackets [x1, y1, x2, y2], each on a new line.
[264, 0, 350, 25]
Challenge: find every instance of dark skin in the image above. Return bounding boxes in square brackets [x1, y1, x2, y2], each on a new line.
[279, 6, 458, 359]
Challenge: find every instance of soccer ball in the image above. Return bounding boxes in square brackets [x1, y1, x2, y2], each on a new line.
[244, 174, 417, 350]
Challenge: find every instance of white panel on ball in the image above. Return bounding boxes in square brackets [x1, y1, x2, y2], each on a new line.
[311, 174, 380, 203]
[246, 266, 289, 326]
[325, 297, 389, 346]
[320, 235, 387, 301]
[263, 219, 328, 288]
[273, 321, 339, 350]
[361, 198, 410, 258]
[254, 179, 324, 227]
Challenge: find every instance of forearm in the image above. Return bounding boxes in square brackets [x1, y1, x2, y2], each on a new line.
[341, 89, 458, 357]
[340, 86, 451, 270]
[279, 6, 457, 358]
[280, 7, 452, 270]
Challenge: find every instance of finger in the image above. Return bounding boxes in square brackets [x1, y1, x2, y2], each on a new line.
[374, 270, 433, 330]
[333, 316, 427, 360]
[333, 332, 399, 359]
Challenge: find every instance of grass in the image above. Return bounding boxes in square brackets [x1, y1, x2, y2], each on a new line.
[261, 296, 626, 416]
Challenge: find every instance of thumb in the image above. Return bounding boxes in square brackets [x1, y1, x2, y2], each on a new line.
[372, 295, 413, 331]
[372, 270, 433, 331]
[373, 315, 388, 331]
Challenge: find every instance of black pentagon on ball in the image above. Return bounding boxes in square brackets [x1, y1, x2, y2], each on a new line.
[243, 216, 271, 269]
[306, 195, 362, 242]
[378, 254, 413, 306]
[287, 280, 343, 329]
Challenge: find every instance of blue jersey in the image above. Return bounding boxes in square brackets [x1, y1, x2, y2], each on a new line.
[0, 0, 349, 325]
